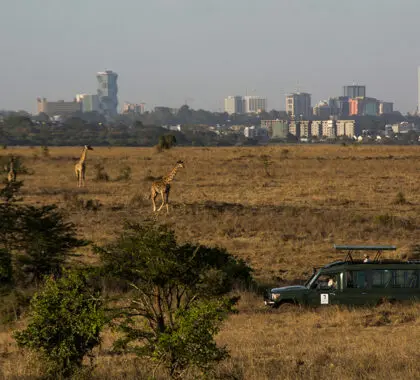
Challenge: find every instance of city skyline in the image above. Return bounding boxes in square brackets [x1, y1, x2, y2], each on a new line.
[1, 0, 420, 114]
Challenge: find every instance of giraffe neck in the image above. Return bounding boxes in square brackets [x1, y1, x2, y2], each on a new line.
[163, 166, 179, 184]
[79, 147, 88, 164]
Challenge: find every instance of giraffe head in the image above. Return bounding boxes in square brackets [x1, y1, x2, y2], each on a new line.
[85, 145, 94, 151]
[176, 160, 185, 168]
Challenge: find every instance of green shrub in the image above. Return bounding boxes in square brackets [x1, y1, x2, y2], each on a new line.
[14, 270, 105, 379]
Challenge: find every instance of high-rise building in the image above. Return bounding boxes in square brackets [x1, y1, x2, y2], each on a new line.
[417, 67, 420, 113]
[286, 92, 311, 119]
[76, 94, 100, 113]
[343, 85, 366, 98]
[329, 97, 350, 117]
[243, 96, 267, 113]
[224, 96, 244, 114]
[96, 70, 118, 117]
[349, 97, 379, 116]
[379, 102, 393, 115]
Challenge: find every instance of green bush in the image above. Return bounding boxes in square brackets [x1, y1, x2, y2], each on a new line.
[14, 270, 105, 379]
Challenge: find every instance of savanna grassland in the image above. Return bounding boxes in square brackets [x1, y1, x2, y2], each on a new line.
[1, 144, 420, 379]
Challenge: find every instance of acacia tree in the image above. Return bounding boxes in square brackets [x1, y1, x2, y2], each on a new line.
[96, 222, 252, 378]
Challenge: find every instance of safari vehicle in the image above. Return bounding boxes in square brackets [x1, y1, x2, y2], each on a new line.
[264, 245, 420, 308]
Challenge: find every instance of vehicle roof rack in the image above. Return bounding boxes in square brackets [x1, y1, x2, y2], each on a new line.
[333, 244, 397, 263]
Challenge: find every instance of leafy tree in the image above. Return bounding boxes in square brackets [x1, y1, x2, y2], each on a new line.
[157, 134, 177, 150]
[96, 222, 252, 378]
[14, 205, 87, 285]
[14, 270, 105, 379]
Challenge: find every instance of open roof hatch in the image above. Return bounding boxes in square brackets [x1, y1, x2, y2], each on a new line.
[333, 244, 397, 263]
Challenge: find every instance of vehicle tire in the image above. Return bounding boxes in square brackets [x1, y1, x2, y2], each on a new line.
[278, 301, 299, 311]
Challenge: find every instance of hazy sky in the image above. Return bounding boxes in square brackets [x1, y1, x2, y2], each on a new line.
[1, 0, 420, 114]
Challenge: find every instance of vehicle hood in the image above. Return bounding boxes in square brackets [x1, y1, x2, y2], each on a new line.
[271, 285, 307, 293]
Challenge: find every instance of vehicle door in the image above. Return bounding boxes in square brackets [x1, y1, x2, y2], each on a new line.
[306, 273, 343, 306]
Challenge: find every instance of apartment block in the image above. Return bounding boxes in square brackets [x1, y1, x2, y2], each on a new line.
[322, 120, 336, 138]
[336, 120, 357, 138]
[299, 121, 311, 137]
[310, 121, 322, 137]
[261, 120, 288, 139]
[289, 121, 300, 138]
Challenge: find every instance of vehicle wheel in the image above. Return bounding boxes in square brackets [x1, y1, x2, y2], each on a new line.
[278, 301, 299, 311]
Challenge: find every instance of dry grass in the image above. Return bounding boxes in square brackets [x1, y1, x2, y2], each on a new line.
[1, 145, 420, 379]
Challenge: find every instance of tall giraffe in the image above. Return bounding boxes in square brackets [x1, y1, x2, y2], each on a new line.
[7, 156, 16, 183]
[151, 160, 185, 213]
[74, 145, 93, 187]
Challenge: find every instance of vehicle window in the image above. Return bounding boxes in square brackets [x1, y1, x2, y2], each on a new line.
[394, 270, 419, 288]
[347, 271, 368, 289]
[372, 270, 392, 288]
[311, 274, 338, 290]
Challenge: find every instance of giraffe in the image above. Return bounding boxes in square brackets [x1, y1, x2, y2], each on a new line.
[151, 160, 185, 213]
[74, 145, 93, 187]
[7, 156, 16, 183]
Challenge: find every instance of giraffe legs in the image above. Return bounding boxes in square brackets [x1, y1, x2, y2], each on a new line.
[157, 191, 165, 212]
[76, 170, 81, 188]
[165, 189, 170, 214]
[151, 189, 158, 212]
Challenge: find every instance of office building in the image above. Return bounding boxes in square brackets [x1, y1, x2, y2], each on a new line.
[37, 98, 81, 117]
[343, 85, 366, 98]
[329, 97, 350, 117]
[379, 102, 393, 114]
[349, 97, 379, 116]
[313, 101, 331, 118]
[122, 102, 145, 114]
[76, 94, 100, 113]
[286, 92, 311, 119]
[97, 70, 118, 117]
[243, 96, 267, 113]
[224, 96, 244, 114]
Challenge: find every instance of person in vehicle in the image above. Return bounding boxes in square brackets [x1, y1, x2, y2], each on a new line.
[363, 254, 371, 263]
[328, 277, 337, 289]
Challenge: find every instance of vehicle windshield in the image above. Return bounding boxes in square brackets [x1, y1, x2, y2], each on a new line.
[305, 269, 321, 288]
